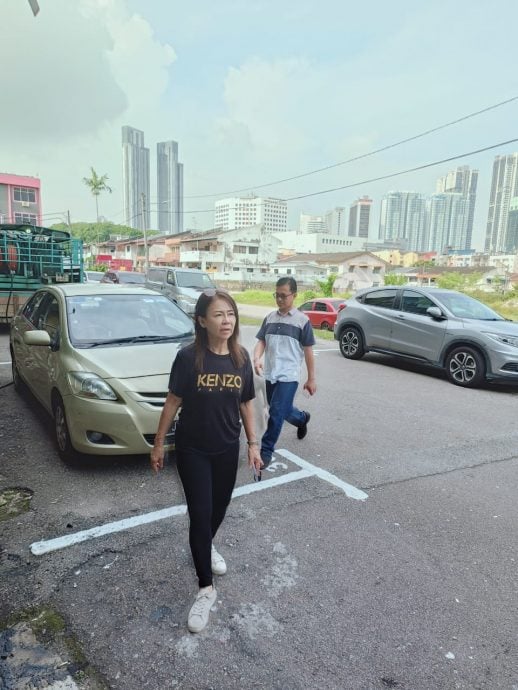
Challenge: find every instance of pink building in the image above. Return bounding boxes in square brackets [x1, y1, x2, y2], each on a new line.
[0, 173, 42, 225]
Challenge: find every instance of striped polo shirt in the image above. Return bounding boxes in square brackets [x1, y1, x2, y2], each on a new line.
[256, 307, 315, 383]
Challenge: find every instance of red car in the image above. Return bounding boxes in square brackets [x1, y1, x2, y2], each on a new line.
[298, 298, 346, 330]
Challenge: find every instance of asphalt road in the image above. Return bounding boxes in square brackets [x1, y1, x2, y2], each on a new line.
[1, 321, 518, 689]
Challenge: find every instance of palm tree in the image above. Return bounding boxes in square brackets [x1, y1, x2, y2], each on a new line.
[83, 167, 112, 222]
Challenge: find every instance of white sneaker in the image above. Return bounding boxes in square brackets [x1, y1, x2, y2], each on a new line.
[187, 587, 217, 633]
[211, 544, 227, 575]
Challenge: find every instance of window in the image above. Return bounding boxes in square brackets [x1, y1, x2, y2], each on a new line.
[401, 290, 434, 316]
[249, 246, 259, 254]
[13, 187, 36, 203]
[363, 289, 397, 309]
[22, 291, 47, 325]
[233, 245, 246, 254]
[39, 297, 60, 338]
[14, 213, 37, 225]
[314, 302, 328, 312]
[299, 302, 313, 311]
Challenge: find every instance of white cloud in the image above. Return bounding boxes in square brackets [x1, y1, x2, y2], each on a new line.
[0, 0, 176, 222]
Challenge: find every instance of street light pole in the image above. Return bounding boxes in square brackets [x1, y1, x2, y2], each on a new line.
[141, 193, 149, 271]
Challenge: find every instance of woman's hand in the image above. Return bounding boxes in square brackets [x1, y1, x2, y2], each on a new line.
[150, 444, 165, 474]
[247, 444, 263, 474]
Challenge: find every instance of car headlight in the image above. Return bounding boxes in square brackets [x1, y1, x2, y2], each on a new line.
[68, 372, 118, 400]
[485, 332, 518, 348]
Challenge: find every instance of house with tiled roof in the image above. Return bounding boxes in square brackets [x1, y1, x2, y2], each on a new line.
[271, 251, 388, 291]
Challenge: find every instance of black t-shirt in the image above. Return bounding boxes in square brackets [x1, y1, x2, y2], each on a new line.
[169, 344, 255, 453]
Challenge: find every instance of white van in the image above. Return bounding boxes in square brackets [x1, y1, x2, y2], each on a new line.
[145, 267, 216, 316]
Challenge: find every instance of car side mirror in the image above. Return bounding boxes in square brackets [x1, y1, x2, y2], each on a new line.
[427, 306, 445, 320]
[23, 330, 52, 346]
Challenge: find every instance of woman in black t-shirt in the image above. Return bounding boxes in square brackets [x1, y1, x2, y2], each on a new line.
[151, 289, 262, 634]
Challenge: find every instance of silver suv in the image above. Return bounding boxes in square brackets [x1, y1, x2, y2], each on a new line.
[334, 286, 518, 387]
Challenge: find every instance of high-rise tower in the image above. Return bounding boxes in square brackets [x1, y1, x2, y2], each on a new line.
[157, 140, 183, 235]
[122, 126, 150, 231]
[436, 165, 478, 249]
[485, 153, 518, 253]
[379, 191, 426, 250]
[348, 196, 372, 238]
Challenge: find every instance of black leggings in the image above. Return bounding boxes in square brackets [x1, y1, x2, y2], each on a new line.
[176, 441, 240, 588]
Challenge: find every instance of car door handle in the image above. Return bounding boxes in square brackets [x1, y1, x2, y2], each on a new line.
[396, 314, 406, 319]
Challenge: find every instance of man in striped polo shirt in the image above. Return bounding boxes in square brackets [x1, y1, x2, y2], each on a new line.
[253, 277, 317, 473]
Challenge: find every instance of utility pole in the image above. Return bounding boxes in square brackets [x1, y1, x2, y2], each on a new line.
[141, 193, 149, 271]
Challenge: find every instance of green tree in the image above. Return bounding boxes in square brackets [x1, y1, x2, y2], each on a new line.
[83, 168, 112, 222]
[315, 273, 337, 297]
[436, 273, 466, 290]
[50, 221, 158, 244]
[384, 273, 407, 285]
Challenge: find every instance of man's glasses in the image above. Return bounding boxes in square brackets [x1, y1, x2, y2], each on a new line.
[273, 292, 293, 300]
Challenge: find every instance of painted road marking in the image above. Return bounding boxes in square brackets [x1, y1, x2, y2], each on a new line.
[276, 449, 368, 501]
[30, 452, 367, 556]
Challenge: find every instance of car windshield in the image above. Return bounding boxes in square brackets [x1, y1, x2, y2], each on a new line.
[118, 272, 146, 283]
[437, 292, 505, 320]
[66, 293, 194, 347]
[176, 271, 214, 289]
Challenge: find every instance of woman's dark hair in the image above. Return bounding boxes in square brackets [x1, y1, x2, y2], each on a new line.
[193, 289, 245, 372]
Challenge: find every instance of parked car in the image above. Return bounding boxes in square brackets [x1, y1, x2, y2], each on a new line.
[298, 298, 346, 330]
[145, 266, 216, 316]
[9, 284, 194, 462]
[83, 270, 105, 282]
[100, 270, 146, 286]
[334, 286, 518, 388]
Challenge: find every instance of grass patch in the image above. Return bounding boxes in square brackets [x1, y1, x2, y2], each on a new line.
[0, 488, 33, 522]
[232, 289, 351, 308]
[313, 328, 336, 341]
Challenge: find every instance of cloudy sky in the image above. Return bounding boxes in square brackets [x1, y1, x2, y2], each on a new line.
[1, 0, 517, 248]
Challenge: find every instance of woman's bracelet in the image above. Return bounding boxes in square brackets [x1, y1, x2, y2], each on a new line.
[247, 440, 259, 446]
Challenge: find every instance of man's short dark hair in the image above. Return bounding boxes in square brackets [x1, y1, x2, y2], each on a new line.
[276, 276, 297, 294]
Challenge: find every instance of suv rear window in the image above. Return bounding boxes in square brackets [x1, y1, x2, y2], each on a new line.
[363, 289, 397, 309]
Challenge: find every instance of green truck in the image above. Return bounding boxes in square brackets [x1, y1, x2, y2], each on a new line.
[0, 223, 83, 323]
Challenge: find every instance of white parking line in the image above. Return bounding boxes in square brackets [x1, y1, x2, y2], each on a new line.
[276, 449, 368, 501]
[30, 452, 366, 556]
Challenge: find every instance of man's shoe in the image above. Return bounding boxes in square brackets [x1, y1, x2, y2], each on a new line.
[260, 453, 272, 470]
[211, 544, 227, 575]
[188, 587, 217, 633]
[297, 412, 311, 440]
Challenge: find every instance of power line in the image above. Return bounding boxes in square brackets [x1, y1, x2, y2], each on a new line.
[184, 95, 518, 199]
[284, 137, 518, 201]
[125, 137, 518, 215]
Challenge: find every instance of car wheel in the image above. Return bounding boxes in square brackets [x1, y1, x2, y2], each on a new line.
[11, 350, 25, 393]
[445, 346, 485, 388]
[339, 326, 365, 360]
[52, 394, 79, 464]
[320, 321, 331, 331]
